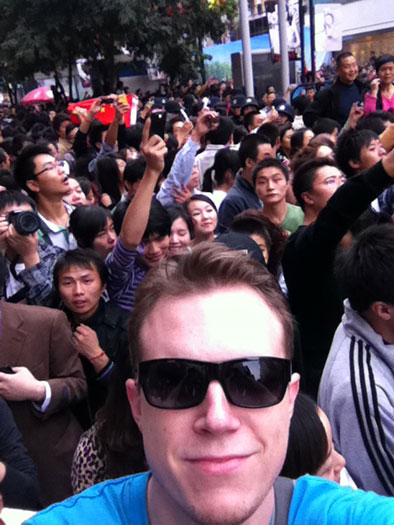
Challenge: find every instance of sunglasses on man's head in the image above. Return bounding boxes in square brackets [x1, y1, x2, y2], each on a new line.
[138, 357, 292, 410]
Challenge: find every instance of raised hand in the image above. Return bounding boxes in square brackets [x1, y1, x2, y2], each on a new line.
[141, 119, 168, 174]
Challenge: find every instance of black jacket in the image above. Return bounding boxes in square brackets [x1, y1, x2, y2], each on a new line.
[69, 299, 130, 427]
[303, 78, 365, 127]
[282, 161, 393, 397]
[0, 397, 40, 509]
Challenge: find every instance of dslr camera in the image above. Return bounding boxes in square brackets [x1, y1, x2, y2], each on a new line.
[7, 210, 40, 235]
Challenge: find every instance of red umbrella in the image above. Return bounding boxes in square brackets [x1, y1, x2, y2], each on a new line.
[20, 87, 54, 105]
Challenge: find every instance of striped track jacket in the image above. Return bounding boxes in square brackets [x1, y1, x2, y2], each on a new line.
[319, 299, 394, 496]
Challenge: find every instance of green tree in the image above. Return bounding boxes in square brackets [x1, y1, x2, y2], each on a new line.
[0, 0, 237, 98]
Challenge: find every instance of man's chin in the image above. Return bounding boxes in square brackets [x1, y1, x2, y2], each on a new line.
[181, 492, 263, 525]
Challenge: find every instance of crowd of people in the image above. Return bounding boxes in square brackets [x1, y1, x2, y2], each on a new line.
[0, 50, 393, 523]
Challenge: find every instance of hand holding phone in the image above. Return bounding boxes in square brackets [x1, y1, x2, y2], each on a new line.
[118, 94, 128, 105]
[100, 97, 115, 105]
[149, 110, 167, 139]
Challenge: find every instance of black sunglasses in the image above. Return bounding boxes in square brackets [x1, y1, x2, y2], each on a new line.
[138, 357, 292, 410]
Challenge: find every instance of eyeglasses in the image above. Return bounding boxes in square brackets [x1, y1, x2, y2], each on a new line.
[35, 161, 61, 177]
[138, 357, 292, 410]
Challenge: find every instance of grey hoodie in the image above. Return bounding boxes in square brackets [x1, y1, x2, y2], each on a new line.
[319, 299, 394, 496]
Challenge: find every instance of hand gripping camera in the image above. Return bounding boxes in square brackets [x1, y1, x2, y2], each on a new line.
[7, 210, 40, 235]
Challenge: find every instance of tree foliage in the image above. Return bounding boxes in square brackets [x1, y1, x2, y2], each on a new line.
[0, 0, 237, 94]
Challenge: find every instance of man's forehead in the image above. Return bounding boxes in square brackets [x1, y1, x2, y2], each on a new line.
[315, 165, 341, 179]
[140, 285, 286, 362]
[59, 264, 99, 279]
[257, 167, 285, 178]
[34, 153, 56, 167]
[339, 57, 356, 67]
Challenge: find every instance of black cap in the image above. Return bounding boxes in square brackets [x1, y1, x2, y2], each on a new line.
[215, 232, 266, 264]
[153, 97, 167, 109]
[276, 103, 294, 122]
[231, 95, 246, 108]
[241, 97, 259, 112]
[165, 100, 181, 114]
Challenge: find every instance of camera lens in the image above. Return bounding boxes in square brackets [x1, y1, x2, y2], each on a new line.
[10, 211, 40, 235]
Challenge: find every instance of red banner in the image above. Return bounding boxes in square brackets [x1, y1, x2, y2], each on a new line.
[67, 94, 138, 127]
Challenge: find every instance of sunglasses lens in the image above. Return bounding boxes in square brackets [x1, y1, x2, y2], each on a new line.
[139, 357, 291, 410]
[224, 358, 290, 408]
[139, 360, 207, 409]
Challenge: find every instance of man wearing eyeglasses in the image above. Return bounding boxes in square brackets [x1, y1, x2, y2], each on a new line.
[13, 144, 77, 251]
[28, 243, 394, 524]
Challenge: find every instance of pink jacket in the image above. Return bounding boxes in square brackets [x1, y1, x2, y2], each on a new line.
[364, 92, 394, 115]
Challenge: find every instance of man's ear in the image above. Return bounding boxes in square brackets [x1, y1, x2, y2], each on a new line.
[371, 301, 393, 321]
[288, 373, 300, 418]
[348, 159, 361, 171]
[126, 378, 143, 431]
[301, 191, 313, 206]
[245, 157, 255, 170]
[26, 179, 40, 195]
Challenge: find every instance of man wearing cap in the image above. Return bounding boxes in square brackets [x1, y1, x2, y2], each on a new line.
[276, 103, 295, 126]
[230, 95, 246, 125]
[241, 97, 260, 117]
[28, 243, 394, 524]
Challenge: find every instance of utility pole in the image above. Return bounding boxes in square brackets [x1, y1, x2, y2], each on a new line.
[299, 0, 306, 82]
[238, 0, 254, 97]
[278, 0, 290, 94]
[310, 0, 316, 82]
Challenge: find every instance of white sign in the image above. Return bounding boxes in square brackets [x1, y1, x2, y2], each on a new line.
[315, 3, 343, 52]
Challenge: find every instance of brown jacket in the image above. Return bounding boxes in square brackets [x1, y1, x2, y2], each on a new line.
[0, 303, 87, 506]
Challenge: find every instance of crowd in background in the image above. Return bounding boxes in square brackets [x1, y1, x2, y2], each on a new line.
[0, 49, 393, 516]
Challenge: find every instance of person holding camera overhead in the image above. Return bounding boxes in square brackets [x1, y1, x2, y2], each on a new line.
[0, 190, 63, 305]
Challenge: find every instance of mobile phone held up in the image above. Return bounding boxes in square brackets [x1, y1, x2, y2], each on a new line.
[150, 110, 167, 139]
[100, 97, 115, 105]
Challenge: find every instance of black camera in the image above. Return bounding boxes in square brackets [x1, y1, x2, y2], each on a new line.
[7, 210, 40, 235]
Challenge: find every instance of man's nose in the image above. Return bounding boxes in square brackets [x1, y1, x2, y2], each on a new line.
[194, 381, 241, 435]
[74, 282, 83, 295]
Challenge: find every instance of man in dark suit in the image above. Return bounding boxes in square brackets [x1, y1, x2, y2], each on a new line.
[0, 255, 87, 506]
[0, 397, 40, 509]
[303, 52, 364, 128]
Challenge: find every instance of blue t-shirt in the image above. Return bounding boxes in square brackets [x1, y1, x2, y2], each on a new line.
[26, 472, 394, 524]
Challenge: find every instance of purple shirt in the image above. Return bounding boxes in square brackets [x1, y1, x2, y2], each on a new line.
[106, 239, 147, 312]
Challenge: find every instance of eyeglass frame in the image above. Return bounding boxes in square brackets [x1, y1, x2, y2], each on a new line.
[34, 160, 62, 177]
